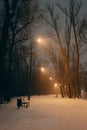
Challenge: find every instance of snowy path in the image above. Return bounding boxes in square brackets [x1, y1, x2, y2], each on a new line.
[0, 95, 87, 130]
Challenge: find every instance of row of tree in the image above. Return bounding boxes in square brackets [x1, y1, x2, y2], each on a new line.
[40, 0, 87, 98]
[0, 0, 40, 101]
[0, 0, 87, 101]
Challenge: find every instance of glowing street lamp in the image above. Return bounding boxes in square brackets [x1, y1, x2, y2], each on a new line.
[40, 67, 45, 72]
[49, 77, 53, 81]
[54, 83, 58, 97]
[37, 37, 47, 46]
[54, 83, 58, 88]
[37, 37, 45, 45]
[37, 38, 42, 43]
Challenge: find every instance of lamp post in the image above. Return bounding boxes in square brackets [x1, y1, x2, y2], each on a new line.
[28, 41, 33, 100]
[38, 67, 46, 95]
[54, 83, 58, 97]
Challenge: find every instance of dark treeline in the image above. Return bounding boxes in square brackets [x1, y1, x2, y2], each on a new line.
[0, 0, 39, 101]
[0, 0, 87, 102]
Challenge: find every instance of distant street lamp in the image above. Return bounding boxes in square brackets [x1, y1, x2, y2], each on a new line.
[49, 77, 53, 81]
[37, 37, 45, 45]
[37, 38, 42, 43]
[40, 67, 45, 73]
[54, 83, 58, 88]
[37, 37, 47, 47]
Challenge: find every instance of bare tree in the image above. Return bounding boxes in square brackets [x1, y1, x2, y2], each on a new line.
[39, 0, 87, 98]
[0, 0, 39, 100]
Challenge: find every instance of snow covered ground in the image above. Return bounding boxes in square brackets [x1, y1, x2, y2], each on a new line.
[0, 95, 87, 130]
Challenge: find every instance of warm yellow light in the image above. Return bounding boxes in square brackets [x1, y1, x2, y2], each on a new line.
[54, 83, 58, 88]
[37, 37, 46, 46]
[49, 77, 52, 80]
[37, 38, 42, 43]
[40, 67, 45, 72]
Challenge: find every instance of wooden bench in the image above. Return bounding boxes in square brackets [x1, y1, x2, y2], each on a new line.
[22, 101, 30, 108]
